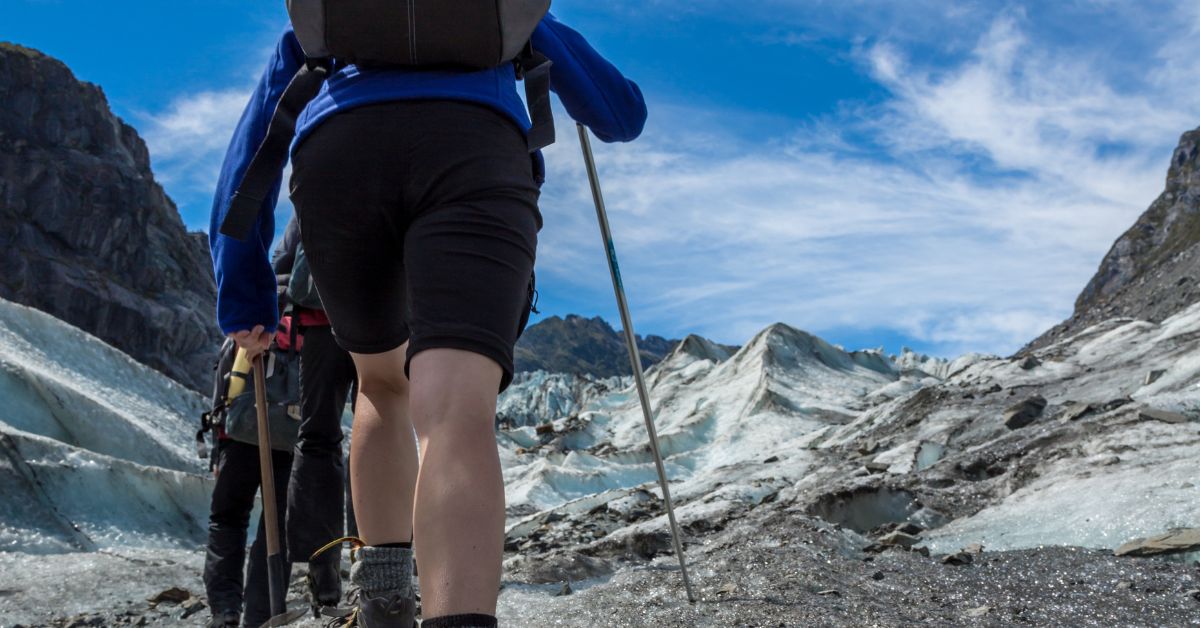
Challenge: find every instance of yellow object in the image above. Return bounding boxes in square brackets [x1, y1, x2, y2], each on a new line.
[310, 536, 365, 563]
[227, 347, 252, 400]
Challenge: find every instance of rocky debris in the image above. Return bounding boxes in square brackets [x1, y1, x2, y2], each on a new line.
[1138, 407, 1191, 424]
[941, 543, 985, 566]
[606, 489, 659, 519]
[555, 582, 573, 596]
[1025, 126, 1200, 354]
[865, 460, 891, 474]
[1115, 529, 1200, 557]
[1145, 369, 1167, 385]
[0, 44, 220, 391]
[941, 551, 974, 565]
[178, 597, 206, 619]
[494, 505, 1200, 626]
[147, 587, 191, 605]
[619, 530, 673, 560]
[1059, 402, 1096, 422]
[1004, 395, 1048, 429]
[504, 551, 616, 585]
[877, 530, 921, 549]
[1018, 356, 1041, 370]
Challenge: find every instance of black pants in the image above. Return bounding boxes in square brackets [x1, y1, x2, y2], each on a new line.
[290, 101, 542, 392]
[204, 440, 293, 627]
[286, 323, 356, 563]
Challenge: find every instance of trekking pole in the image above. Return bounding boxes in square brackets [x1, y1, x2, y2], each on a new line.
[576, 123, 697, 604]
[252, 354, 288, 621]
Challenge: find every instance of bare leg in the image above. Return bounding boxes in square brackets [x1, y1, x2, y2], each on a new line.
[408, 348, 505, 618]
[349, 343, 418, 546]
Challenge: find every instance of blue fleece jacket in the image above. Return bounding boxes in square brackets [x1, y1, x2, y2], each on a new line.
[209, 13, 648, 336]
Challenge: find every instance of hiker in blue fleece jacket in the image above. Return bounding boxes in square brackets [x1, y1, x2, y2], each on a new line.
[209, 11, 645, 627]
[210, 12, 646, 338]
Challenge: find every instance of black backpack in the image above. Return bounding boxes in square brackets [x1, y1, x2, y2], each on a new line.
[221, 0, 555, 241]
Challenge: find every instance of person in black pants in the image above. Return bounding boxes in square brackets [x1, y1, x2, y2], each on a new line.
[272, 217, 358, 608]
[204, 439, 292, 628]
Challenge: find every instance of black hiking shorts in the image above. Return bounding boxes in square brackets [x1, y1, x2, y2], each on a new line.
[289, 101, 541, 391]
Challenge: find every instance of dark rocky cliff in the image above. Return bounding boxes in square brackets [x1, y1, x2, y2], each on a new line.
[1025, 126, 1200, 352]
[514, 314, 682, 377]
[0, 43, 220, 391]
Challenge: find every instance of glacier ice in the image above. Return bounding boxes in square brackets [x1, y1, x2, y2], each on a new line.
[0, 298, 210, 553]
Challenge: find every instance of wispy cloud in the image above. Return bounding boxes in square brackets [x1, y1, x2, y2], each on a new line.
[142, 89, 249, 195]
[139, 1, 1200, 357]
[534, 2, 1200, 356]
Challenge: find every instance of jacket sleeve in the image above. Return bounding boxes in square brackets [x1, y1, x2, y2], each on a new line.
[532, 13, 648, 143]
[208, 26, 304, 336]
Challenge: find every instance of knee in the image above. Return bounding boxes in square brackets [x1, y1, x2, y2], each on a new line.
[356, 369, 409, 399]
[408, 387, 495, 440]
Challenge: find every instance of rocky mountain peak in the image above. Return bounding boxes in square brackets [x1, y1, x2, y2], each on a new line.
[513, 314, 679, 377]
[743, 322, 887, 375]
[1025, 126, 1200, 352]
[0, 43, 220, 391]
[670, 333, 734, 363]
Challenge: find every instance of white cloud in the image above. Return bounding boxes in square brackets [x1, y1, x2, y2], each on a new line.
[141, 89, 250, 198]
[141, 1, 1200, 357]
[533, 2, 1200, 356]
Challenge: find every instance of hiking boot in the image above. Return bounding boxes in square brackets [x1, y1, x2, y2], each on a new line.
[207, 609, 240, 627]
[351, 591, 417, 628]
[307, 557, 344, 615]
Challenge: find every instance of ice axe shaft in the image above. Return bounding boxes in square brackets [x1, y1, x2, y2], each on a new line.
[252, 353, 287, 619]
[577, 123, 696, 604]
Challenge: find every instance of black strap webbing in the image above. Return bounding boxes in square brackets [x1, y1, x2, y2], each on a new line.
[220, 63, 330, 241]
[521, 51, 555, 152]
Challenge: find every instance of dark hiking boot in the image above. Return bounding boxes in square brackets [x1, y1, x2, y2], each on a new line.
[307, 558, 344, 616]
[350, 591, 417, 628]
[207, 609, 240, 627]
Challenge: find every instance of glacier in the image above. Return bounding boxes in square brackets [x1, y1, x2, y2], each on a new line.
[2, 293, 1199, 625]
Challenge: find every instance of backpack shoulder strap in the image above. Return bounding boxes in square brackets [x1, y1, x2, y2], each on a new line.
[518, 46, 555, 152]
[220, 61, 330, 241]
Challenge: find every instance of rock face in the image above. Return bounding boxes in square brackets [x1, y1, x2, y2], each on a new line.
[514, 314, 687, 377]
[0, 43, 219, 391]
[1114, 528, 1200, 557]
[1026, 126, 1200, 352]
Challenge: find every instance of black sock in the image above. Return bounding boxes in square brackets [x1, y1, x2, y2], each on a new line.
[422, 614, 497, 628]
[374, 541, 412, 549]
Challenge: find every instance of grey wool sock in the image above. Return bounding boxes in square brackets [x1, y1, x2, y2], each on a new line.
[350, 545, 414, 599]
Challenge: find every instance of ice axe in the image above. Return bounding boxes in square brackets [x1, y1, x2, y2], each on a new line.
[577, 123, 697, 603]
[251, 353, 291, 625]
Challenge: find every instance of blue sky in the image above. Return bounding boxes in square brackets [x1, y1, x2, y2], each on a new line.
[5, 1, 1199, 356]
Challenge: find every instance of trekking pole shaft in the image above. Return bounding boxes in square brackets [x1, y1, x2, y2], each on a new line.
[252, 354, 287, 617]
[577, 123, 697, 604]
